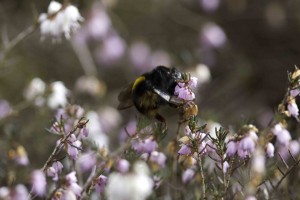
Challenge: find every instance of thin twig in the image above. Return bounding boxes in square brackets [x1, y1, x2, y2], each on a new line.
[278, 153, 289, 169]
[41, 119, 87, 172]
[1, 24, 37, 61]
[273, 158, 300, 190]
[197, 155, 207, 199]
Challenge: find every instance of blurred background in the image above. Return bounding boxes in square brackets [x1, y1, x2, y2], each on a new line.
[0, 0, 298, 169]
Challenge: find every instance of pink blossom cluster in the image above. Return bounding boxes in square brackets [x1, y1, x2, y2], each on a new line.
[131, 137, 167, 168]
[174, 77, 198, 101]
[226, 128, 275, 159]
[272, 123, 300, 159]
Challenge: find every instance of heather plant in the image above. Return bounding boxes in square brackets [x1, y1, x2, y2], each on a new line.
[1, 1, 300, 200]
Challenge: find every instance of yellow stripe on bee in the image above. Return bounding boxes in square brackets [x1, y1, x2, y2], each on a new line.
[132, 76, 145, 91]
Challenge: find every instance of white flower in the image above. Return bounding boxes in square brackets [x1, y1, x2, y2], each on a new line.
[47, 81, 69, 109]
[190, 64, 211, 85]
[106, 162, 153, 200]
[24, 78, 46, 106]
[276, 129, 291, 146]
[266, 142, 275, 158]
[272, 123, 291, 146]
[288, 101, 299, 118]
[222, 161, 229, 173]
[86, 111, 109, 148]
[0, 187, 9, 199]
[39, 1, 83, 40]
[251, 149, 266, 174]
[48, 1, 62, 14]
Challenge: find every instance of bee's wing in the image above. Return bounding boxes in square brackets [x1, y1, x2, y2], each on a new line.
[117, 84, 134, 110]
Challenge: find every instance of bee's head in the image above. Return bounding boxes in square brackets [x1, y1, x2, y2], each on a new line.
[170, 67, 183, 82]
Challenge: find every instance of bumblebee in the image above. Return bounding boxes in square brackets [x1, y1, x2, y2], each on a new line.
[117, 66, 185, 123]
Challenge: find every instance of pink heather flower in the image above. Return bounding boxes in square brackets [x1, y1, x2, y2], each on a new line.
[96, 35, 126, 65]
[129, 41, 151, 70]
[201, 23, 227, 49]
[205, 140, 216, 154]
[226, 141, 238, 157]
[12, 184, 29, 200]
[222, 161, 229, 174]
[119, 120, 137, 142]
[266, 142, 275, 158]
[289, 140, 300, 156]
[245, 195, 257, 200]
[238, 136, 255, 158]
[60, 189, 77, 200]
[272, 123, 283, 136]
[77, 152, 97, 172]
[47, 161, 63, 181]
[67, 134, 82, 160]
[199, 141, 207, 155]
[276, 129, 291, 146]
[149, 151, 167, 168]
[288, 102, 299, 118]
[182, 168, 195, 183]
[249, 130, 258, 141]
[200, 0, 220, 12]
[95, 175, 108, 194]
[184, 126, 192, 135]
[117, 159, 130, 173]
[132, 138, 157, 153]
[65, 171, 82, 196]
[290, 88, 300, 97]
[278, 140, 300, 159]
[178, 145, 192, 155]
[175, 85, 195, 101]
[188, 77, 198, 88]
[87, 4, 111, 40]
[0, 100, 12, 119]
[31, 170, 47, 197]
[98, 106, 122, 133]
[78, 127, 89, 139]
[15, 155, 29, 166]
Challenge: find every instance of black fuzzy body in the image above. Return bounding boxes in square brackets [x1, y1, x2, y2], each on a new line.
[132, 66, 178, 120]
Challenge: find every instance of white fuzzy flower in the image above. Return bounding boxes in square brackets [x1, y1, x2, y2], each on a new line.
[252, 149, 266, 175]
[47, 1, 62, 14]
[106, 162, 153, 200]
[39, 1, 83, 40]
[24, 78, 46, 106]
[86, 111, 109, 148]
[47, 81, 69, 109]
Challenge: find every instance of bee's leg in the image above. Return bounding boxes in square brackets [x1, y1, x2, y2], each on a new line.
[154, 113, 166, 124]
[152, 88, 185, 107]
[169, 96, 185, 107]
